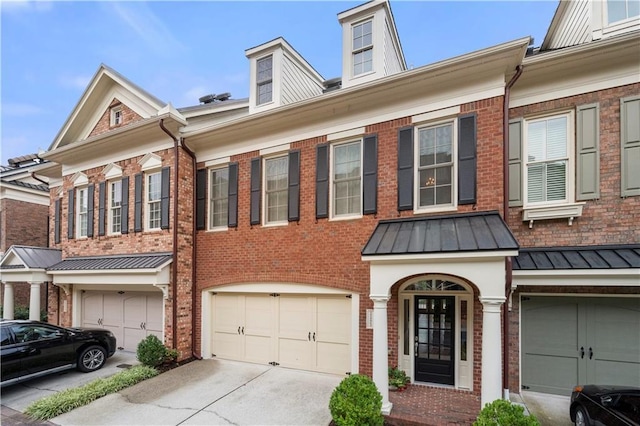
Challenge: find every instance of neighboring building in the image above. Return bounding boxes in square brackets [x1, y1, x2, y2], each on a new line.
[0, 154, 52, 319]
[22, 0, 639, 418]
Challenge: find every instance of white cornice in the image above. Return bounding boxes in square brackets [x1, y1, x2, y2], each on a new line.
[362, 250, 518, 264]
[513, 268, 640, 287]
[0, 185, 49, 206]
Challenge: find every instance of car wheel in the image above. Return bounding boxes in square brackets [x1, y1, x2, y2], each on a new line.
[77, 345, 106, 372]
[574, 406, 590, 426]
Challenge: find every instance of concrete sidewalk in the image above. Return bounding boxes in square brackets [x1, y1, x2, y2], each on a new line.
[51, 359, 342, 425]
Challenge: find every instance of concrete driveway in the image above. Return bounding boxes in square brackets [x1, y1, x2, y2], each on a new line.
[50, 359, 342, 425]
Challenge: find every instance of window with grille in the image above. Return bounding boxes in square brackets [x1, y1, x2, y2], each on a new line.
[209, 167, 229, 229]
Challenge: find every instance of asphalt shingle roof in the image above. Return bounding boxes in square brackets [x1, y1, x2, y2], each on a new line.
[513, 245, 640, 270]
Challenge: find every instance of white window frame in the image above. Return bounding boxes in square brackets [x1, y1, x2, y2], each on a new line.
[110, 106, 122, 127]
[145, 171, 162, 231]
[262, 155, 289, 226]
[208, 166, 229, 231]
[522, 111, 575, 208]
[605, 0, 640, 25]
[108, 179, 122, 235]
[330, 139, 363, 220]
[414, 118, 458, 214]
[256, 55, 273, 106]
[76, 187, 89, 238]
[352, 19, 374, 77]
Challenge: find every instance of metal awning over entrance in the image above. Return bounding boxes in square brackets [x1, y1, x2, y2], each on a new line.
[362, 211, 518, 256]
[513, 244, 640, 270]
[47, 252, 173, 271]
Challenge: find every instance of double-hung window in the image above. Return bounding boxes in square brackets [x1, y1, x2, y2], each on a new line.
[146, 172, 161, 230]
[352, 20, 373, 76]
[524, 113, 572, 205]
[209, 167, 229, 229]
[110, 106, 122, 127]
[76, 187, 88, 238]
[109, 180, 122, 234]
[607, 0, 640, 24]
[264, 156, 288, 224]
[417, 122, 455, 209]
[257, 55, 273, 105]
[332, 140, 362, 217]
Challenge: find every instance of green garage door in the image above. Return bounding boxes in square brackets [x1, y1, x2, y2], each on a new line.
[522, 296, 640, 395]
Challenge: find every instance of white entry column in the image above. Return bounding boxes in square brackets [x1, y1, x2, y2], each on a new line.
[480, 296, 505, 407]
[371, 295, 392, 414]
[29, 283, 42, 321]
[3, 282, 15, 319]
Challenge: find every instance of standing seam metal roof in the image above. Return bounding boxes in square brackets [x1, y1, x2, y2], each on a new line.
[47, 252, 173, 271]
[512, 245, 640, 270]
[362, 211, 519, 256]
[0, 246, 62, 269]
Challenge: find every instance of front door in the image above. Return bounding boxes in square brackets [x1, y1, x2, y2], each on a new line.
[415, 296, 455, 385]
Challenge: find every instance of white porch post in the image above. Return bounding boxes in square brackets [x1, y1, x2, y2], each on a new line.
[371, 295, 392, 414]
[29, 282, 42, 321]
[480, 296, 505, 407]
[3, 282, 15, 319]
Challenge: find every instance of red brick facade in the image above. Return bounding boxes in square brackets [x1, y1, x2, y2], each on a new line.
[88, 98, 143, 139]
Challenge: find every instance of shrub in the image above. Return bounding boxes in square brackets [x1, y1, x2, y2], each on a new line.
[0, 305, 47, 321]
[136, 335, 169, 367]
[329, 374, 384, 426]
[388, 366, 410, 389]
[474, 399, 540, 426]
[25, 365, 158, 420]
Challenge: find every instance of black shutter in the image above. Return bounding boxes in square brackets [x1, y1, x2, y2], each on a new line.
[316, 144, 329, 219]
[196, 169, 207, 230]
[458, 113, 477, 205]
[288, 150, 300, 222]
[363, 134, 378, 215]
[67, 189, 75, 239]
[228, 162, 239, 228]
[121, 177, 129, 234]
[250, 158, 261, 225]
[160, 167, 170, 230]
[134, 173, 143, 232]
[87, 184, 95, 237]
[397, 127, 414, 211]
[98, 182, 106, 236]
[54, 199, 61, 244]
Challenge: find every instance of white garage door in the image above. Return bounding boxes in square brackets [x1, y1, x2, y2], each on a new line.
[211, 293, 351, 375]
[82, 291, 163, 351]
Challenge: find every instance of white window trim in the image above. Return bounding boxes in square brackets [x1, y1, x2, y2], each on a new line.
[208, 166, 229, 232]
[110, 106, 122, 127]
[107, 179, 122, 236]
[413, 118, 458, 214]
[262, 154, 289, 227]
[351, 18, 374, 79]
[76, 186, 89, 239]
[521, 110, 585, 227]
[256, 54, 274, 106]
[329, 139, 363, 221]
[144, 170, 162, 231]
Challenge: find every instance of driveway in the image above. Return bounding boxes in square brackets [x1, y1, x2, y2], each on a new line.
[50, 359, 342, 425]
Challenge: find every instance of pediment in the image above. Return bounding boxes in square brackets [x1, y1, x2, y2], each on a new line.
[71, 172, 88, 186]
[49, 64, 167, 152]
[102, 163, 123, 179]
[139, 153, 162, 171]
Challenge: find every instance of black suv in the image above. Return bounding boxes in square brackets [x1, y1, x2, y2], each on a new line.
[1, 320, 117, 387]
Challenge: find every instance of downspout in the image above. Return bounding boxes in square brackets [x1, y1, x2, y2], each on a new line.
[159, 119, 180, 353]
[179, 139, 202, 360]
[502, 64, 523, 399]
[31, 172, 48, 186]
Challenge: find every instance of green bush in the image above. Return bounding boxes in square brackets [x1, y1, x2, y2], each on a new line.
[0, 305, 47, 321]
[25, 365, 158, 420]
[474, 399, 540, 426]
[136, 335, 169, 367]
[388, 366, 410, 389]
[329, 374, 384, 426]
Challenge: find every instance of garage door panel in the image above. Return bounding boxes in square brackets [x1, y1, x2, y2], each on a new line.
[523, 302, 579, 353]
[213, 294, 241, 333]
[244, 335, 272, 364]
[278, 296, 313, 339]
[145, 296, 163, 333]
[244, 295, 273, 338]
[213, 332, 242, 359]
[523, 353, 578, 394]
[279, 338, 313, 369]
[82, 294, 104, 327]
[316, 297, 351, 344]
[316, 342, 350, 374]
[123, 327, 146, 353]
[592, 360, 640, 387]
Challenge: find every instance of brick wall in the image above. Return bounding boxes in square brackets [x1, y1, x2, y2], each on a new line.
[88, 99, 143, 139]
[1, 198, 49, 251]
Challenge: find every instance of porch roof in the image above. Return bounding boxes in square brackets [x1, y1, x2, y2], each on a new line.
[362, 211, 518, 256]
[0, 246, 62, 270]
[512, 244, 640, 270]
[47, 252, 173, 272]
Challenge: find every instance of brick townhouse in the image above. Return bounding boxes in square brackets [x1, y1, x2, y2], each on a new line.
[2, 0, 638, 418]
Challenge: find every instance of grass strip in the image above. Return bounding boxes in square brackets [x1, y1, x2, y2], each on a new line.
[24, 365, 159, 421]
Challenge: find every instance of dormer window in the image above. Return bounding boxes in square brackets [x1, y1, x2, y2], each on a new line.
[352, 19, 373, 76]
[257, 55, 273, 105]
[607, 0, 639, 24]
[110, 106, 122, 127]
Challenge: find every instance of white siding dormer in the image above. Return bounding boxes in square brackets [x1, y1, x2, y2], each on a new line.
[246, 37, 324, 114]
[339, 0, 406, 89]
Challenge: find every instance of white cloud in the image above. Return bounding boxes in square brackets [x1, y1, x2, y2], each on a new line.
[58, 74, 91, 90]
[1, 103, 43, 117]
[108, 2, 185, 55]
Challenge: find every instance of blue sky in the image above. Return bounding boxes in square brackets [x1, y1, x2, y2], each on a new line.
[1, 1, 558, 163]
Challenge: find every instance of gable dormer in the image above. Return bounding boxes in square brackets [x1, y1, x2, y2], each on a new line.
[246, 37, 324, 114]
[541, 0, 640, 51]
[338, 0, 406, 89]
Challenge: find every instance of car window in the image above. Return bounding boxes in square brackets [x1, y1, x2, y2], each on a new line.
[10, 324, 63, 343]
[615, 395, 640, 423]
[0, 327, 13, 346]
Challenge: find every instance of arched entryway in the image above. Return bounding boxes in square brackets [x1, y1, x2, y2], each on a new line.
[397, 276, 474, 390]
